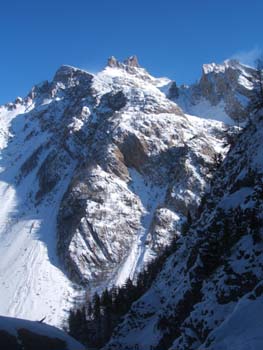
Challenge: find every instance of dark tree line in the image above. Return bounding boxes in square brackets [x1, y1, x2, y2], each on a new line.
[68, 238, 178, 349]
[249, 57, 263, 115]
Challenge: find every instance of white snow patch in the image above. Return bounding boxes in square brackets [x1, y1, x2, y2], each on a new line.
[219, 187, 253, 210]
[186, 99, 234, 125]
[207, 297, 263, 350]
[114, 168, 166, 286]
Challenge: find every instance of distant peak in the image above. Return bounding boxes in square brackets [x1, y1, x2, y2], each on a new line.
[53, 65, 93, 85]
[107, 55, 140, 69]
[224, 58, 240, 66]
[202, 59, 242, 75]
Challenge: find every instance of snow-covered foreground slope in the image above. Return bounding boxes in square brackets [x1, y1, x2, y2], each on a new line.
[0, 315, 85, 350]
[103, 110, 263, 350]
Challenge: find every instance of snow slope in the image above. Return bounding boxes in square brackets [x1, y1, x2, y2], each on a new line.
[114, 168, 167, 286]
[0, 104, 78, 327]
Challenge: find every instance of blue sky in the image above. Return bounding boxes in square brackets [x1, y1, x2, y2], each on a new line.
[0, 0, 262, 104]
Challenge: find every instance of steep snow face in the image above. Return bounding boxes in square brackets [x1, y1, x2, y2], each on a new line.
[169, 60, 256, 124]
[0, 67, 95, 326]
[0, 57, 229, 326]
[0, 103, 79, 327]
[103, 112, 263, 350]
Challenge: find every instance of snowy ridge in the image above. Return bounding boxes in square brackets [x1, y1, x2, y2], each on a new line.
[169, 59, 257, 124]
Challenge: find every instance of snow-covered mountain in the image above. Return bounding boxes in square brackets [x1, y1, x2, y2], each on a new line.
[0, 56, 255, 331]
[56, 58, 231, 291]
[103, 110, 263, 350]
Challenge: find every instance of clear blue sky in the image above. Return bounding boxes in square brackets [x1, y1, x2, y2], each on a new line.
[0, 0, 262, 104]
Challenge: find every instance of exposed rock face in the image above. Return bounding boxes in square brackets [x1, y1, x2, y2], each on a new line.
[167, 81, 179, 99]
[107, 56, 119, 68]
[123, 55, 140, 67]
[103, 111, 263, 350]
[118, 133, 148, 171]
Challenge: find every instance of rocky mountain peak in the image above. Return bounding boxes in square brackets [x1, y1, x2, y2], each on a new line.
[107, 56, 119, 67]
[123, 55, 140, 67]
[53, 65, 93, 86]
[107, 55, 140, 69]
[171, 59, 256, 124]
[202, 59, 240, 75]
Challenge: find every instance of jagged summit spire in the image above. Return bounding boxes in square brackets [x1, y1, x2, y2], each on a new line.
[107, 56, 118, 67]
[107, 55, 140, 69]
[123, 56, 140, 68]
